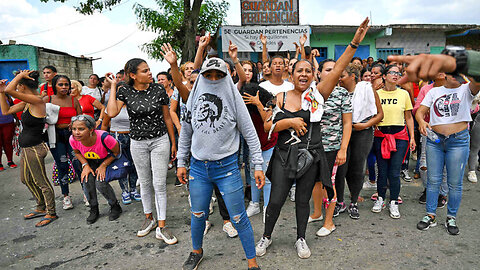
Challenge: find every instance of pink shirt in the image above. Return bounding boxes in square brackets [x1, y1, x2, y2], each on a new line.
[69, 130, 117, 160]
[413, 83, 434, 122]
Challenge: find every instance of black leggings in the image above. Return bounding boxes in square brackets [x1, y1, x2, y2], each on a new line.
[324, 150, 347, 201]
[264, 153, 317, 240]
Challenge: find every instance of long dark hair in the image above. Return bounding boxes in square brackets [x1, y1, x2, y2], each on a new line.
[240, 83, 273, 114]
[18, 71, 40, 91]
[52, 75, 71, 95]
[124, 58, 147, 86]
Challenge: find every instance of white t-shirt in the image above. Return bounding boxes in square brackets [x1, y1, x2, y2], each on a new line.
[421, 83, 473, 126]
[259, 80, 294, 96]
[82, 86, 103, 102]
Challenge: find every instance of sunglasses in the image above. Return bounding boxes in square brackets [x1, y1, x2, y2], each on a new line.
[387, 71, 402, 76]
[71, 115, 90, 122]
[57, 83, 70, 87]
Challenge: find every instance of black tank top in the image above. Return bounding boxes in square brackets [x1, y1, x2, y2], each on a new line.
[18, 107, 46, 148]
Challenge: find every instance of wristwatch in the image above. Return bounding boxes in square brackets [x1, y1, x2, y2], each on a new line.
[441, 46, 480, 82]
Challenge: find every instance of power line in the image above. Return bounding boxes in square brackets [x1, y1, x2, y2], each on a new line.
[1, 0, 132, 40]
[82, 30, 137, 56]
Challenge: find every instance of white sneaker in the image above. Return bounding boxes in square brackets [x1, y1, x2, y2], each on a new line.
[316, 226, 336, 237]
[204, 220, 211, 236]
[137, 218, 156, 237]
[401, 169, 412, 182]
[389, 200, 401, 219]
[63, 196, 74, 210]
[156, 227, 178, 245]
[222, 222, 238, 238]
[246, 201, 261, 217]
[468, 171, 478, 183]
[362, 180, 377, 190]
[255, 236, 272, 257]
[263, 206, 267, 224]
[294, 238, 311, 259]
[371, 197, 385, 213]
[290, 186, 296, 202]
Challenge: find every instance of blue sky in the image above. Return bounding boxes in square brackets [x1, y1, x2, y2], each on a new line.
[1, 0, 479, 76]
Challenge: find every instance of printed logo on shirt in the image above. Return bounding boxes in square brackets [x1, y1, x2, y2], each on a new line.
[84, 152, 101, 159]
[380, 98, 398, 105]
[192, 93, 231, 134]
[433, 93, 460, 117]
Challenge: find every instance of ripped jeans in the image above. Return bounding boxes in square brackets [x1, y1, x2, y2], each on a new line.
[189, 152, 255, 259]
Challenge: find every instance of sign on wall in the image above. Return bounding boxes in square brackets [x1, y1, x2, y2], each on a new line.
[241, 0, 299, 26]
[222, 25, 310, 52]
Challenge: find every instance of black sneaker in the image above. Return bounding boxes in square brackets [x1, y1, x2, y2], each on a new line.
[109, 202, 122, 221]
[183, 252, 203, 270]
[348, 203, 360, 219]
[417, 215, 437, 231]
[419, 190, 426, 204]
[437, 195, 447, 209]
[175, 178, 183, 187]
[248, 267, 261, 270]
[333, 202, 346, 217]
[445, 217, 459, 235]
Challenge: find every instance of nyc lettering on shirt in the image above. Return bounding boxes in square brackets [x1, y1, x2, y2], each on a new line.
[381, 98, 398, 105]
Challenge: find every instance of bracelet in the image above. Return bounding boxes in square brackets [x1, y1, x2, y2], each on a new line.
[233, 60, 240, 65]
[82, 163, 88, 168]
[349, 42, 358, 49]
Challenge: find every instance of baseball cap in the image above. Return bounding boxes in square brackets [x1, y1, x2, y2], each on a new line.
[200, 57, 228, 75]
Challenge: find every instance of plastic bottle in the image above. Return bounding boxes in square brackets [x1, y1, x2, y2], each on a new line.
[426, 128, 440, 143]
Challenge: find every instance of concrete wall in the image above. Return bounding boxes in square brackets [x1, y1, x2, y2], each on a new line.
[0, 44, 39, 70]
[310, 32, 378, 59]
[38, 50, 93, 83]
[376, 29, 445, 55]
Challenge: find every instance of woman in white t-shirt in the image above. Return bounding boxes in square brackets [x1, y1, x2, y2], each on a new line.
[415, 75, 480, 235]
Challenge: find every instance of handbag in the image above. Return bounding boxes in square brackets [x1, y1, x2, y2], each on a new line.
[296, 126, 314, 178]
[100, 132, 133, 182]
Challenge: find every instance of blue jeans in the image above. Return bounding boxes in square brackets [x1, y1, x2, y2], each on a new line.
[367, 147, 376, 181]
[426, 129, 469, 218]
[49, 128, 75, 195]
[189, 153, 255, 259]
[374, 136, 408, 201]
[112, 133, 138, 192]
[249, 147, 273, 206]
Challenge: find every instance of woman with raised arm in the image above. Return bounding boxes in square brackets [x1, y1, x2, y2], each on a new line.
[255, 18, 370, 259]
[106, 58, 177, 244]
[0, 70, 57, 227]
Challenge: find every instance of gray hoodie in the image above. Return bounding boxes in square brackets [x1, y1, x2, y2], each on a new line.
[177, 73, 263, 171]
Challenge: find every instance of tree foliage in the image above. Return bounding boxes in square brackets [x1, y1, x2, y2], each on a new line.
[39, 0, 229, 62]
[134, 0, 229, 62]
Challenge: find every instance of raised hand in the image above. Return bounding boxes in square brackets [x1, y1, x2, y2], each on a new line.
[104, 72, 117, 85]
[299, 33, 307, 46]
[260, 33, 267, 45]
[17, 70, 35, 80]
[198, 33, 211, 49]
[160, 43, 178, 65]
[0, 79, 7, 93]
[228, 40, 238, 61]
[352, 17, 371, 45]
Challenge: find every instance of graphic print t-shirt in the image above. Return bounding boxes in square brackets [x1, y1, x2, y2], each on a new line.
[69, 130, 117, 159]
[377, 88, 413, 126]
[117, 83, 169, 140]
[421, 83, 473, 126]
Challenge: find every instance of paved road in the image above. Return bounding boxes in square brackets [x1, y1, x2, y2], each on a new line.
[0, 154, 479, 270]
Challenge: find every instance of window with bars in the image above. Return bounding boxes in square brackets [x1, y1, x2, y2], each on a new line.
[377, 48, 404, 60]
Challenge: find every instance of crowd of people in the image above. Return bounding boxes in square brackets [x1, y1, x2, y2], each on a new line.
[0, 17, 479, 270]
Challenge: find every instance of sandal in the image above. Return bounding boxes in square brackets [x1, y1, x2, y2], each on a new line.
[24, 210, 47, 220]
[35, 215, 58, 227]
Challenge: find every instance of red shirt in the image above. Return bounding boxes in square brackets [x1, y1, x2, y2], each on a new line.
[40, 84, 54, 96]
[13, 98, 23, 120]
[251, 112, 277, 151]
[78, 95, 96, 118]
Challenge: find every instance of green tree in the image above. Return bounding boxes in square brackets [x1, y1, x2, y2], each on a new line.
[135, 0, 229, 63]
[40, 0, 229, 63]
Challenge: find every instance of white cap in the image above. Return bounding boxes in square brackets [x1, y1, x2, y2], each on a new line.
[200, 57, 228, 75]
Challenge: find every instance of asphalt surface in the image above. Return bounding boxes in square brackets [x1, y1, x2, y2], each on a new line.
[1, 153, 479, 270]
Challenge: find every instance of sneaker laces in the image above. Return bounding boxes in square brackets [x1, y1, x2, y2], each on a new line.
[422, 215, 433, 223]
[141, 218, 153, 230]
[186, 252, 198, 264]
[297, 238, 307, 250]
[160, 227, 174, 240]
[258, 237, 269, 248]
[446, 218, 457, 227]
